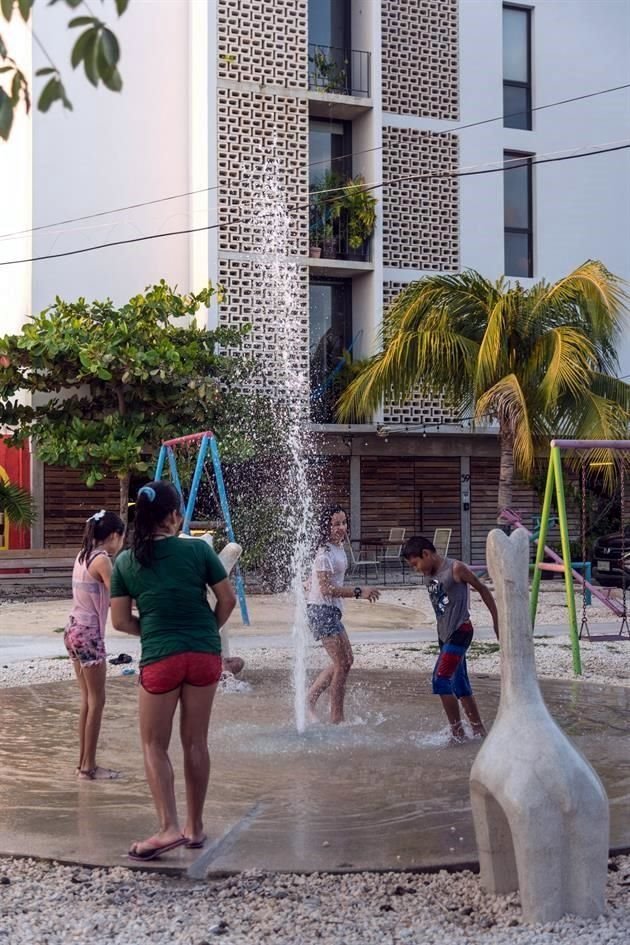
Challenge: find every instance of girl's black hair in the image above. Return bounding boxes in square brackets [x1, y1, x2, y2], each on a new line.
[316, 504, 349, 551]
[132, 480, 182, 567]
[78, 510, 125, 564]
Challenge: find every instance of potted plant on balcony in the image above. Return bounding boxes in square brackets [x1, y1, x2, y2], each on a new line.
[309, 47, 348, 94]
[336, 175, 377, 251]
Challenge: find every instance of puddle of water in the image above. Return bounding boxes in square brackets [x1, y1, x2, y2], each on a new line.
[0, 669, 627, 872]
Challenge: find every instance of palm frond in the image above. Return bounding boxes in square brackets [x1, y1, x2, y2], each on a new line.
[532, 260, 629, 346]
[589, 373, 630, 412]
[337, 324, 478, 422]
[475, 293, 517, 393]
[475, 374, 535, 474]
[535, 326, 595, 408]
[0, 480, 36, 528]
[553, 388, 630, 491]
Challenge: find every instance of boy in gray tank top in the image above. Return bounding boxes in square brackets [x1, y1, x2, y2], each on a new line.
[403, 536, 499, 742]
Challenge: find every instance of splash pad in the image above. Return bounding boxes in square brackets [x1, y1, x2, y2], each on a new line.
[0, 669, 628, 875]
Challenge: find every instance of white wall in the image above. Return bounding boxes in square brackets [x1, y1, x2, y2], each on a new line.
[459, 0, 630, 371]
[0, 15, 32, 337]
[28, 0, 192, 313]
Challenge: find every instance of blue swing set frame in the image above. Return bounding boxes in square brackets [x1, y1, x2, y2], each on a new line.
[154, 431, 250, 625]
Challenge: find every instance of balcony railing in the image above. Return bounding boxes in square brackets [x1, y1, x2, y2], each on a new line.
[309, 206, 372, 263]
[308, 43, 371, 98]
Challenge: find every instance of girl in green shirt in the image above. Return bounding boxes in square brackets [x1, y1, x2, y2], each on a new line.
[111, 481, 236, 861]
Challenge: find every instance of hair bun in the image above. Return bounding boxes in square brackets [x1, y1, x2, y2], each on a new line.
[138, 485, 157, 502]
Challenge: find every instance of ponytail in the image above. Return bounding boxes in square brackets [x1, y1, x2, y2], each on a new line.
[132, 481, 182, 567]
[78, 510, 125, 564]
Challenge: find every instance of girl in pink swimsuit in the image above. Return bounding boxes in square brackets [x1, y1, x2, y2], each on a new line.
[65, 509, 125, 780]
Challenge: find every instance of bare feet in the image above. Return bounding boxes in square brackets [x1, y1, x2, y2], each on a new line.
[77, 766, 120, 780]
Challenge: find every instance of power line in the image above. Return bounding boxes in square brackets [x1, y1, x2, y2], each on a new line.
[1, 80, 628, 242]
[1, 140, 628, 268]
[3, 136, 610, 248]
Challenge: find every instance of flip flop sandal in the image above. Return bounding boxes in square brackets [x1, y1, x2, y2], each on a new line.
[184, 835, 207, 849]
[128, 836, 187, 862]
[109, 654, 133, 666]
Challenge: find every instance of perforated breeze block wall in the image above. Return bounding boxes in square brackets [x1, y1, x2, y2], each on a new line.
[382, 127, 459, 271]
[381, 281, 463, 426]
[381, 0, 459, 119]
[216, 2, 310, 390]
[218, 257, 309, 395]
[218, 0, 308, 89]
[217, 88, 309, 255]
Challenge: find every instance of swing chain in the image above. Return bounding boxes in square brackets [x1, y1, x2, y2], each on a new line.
[579, 459, 590, 640]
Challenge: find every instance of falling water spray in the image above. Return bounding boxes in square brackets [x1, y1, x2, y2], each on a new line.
[251, 157, 315, 733]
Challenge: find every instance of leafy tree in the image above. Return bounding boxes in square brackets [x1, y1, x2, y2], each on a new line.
[338, 260, 630, 518]
[0, 0, 128, 141]
[0, 280, 257, 520]
[0, 476, 35, 527]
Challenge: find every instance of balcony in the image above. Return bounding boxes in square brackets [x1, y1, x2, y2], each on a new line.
[307, 44, 372, 119]
[308, 174, 375, 274]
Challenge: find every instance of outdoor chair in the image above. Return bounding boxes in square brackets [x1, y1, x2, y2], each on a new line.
[380, 527, 406, 572]
[345, 539, 379, 580]
[432, 527, 452, 557]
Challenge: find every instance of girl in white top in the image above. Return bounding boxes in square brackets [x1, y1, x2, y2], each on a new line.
[306, 505, 379, 723]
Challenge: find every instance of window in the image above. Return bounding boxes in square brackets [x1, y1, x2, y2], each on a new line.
[504, 152, 533, 277]
[309, 119, 352, 187]
[308, 0, 350, 50]
[309, 279, 352, 423]
[503, 6, 531, 130]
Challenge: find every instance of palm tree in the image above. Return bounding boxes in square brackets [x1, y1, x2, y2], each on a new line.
[338, 261, 630, 518]
[0, 479, 36, 530]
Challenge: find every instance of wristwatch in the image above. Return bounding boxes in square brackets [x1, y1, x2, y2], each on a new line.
[353, 586, 362, 599]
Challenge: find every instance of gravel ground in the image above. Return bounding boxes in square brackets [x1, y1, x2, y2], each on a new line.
[1, 855, 629, 945]
[2, 589, 628, 943]
[1, 632, 628, 690]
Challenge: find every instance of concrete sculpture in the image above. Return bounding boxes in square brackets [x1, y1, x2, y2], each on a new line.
[179, 532, 242, 657]
[470, 526, 609, 923]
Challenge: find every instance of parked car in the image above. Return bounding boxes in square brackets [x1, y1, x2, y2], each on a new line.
[592, 527, 630, 587]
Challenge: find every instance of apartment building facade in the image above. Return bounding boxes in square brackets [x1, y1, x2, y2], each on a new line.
[1, 0, 629, 553]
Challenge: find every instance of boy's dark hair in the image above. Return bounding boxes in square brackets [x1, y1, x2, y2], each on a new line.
[78, 510, 125, 564]
[133, 480, 182, 567]
[401, 535, 436, 560]
[316, 504, 349, 550]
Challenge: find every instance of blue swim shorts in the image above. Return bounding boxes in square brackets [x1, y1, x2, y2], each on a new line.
[432, 622, 474, 699]
[307, 604, 345, 642]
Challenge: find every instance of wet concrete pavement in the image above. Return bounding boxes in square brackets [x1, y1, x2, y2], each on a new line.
[0, 669, 627, 876]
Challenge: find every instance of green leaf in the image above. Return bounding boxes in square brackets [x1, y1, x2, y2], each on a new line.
[35, 67, 57, 76]
[68, 15, 96, 28]
[114, 0, 129, 15]
[37, 76, 62, 113]
[0, 33, 6, 58]
[0, 87, 14, 140]
[17, 0, 33, 22]
[96, 367, 112, 381]
[70, 28, 94, 69]
[1, 0, 14, 23]
[84, 31, 100, 86]
[59, 79, 72, 110]
[99, 28, 119, 68]
[10, 70, 21, 104]
[101, 63, 122, 92]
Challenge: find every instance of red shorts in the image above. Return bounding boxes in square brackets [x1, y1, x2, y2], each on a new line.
[140, 652, 223, 694]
